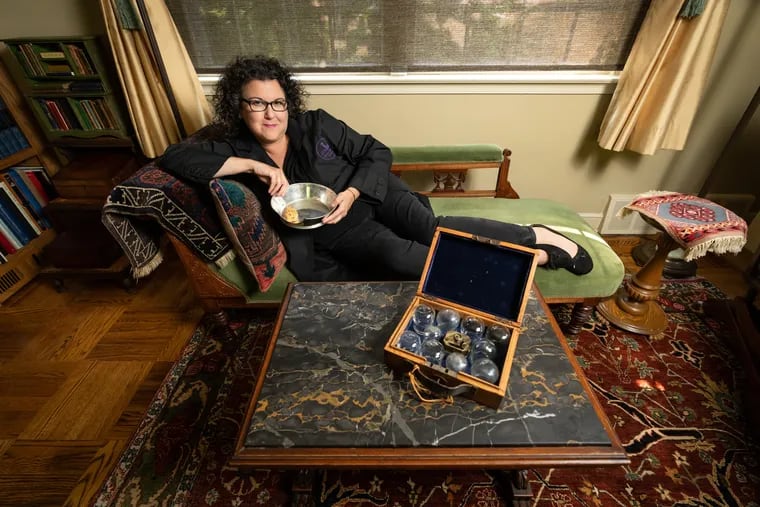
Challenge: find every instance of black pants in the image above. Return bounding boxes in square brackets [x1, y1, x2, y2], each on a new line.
[315, 189, 536, 279]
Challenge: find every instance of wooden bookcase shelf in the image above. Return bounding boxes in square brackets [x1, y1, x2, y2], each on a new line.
[1, 36, 140, 290]
[0, 229, 55, 304]
[1, 36, 131, 145]
[0, 59, 61, 304]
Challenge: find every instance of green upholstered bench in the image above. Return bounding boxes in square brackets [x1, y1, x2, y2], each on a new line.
[168, 144, 624, 336]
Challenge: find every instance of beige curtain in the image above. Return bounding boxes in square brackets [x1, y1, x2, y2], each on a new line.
[598, 0, 731, 155]
[99, 0, 212, 158]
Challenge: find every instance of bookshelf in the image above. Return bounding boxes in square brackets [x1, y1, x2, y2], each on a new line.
[0, 59, 60, 304]
[0, 36, 139, 291]
[1, 36, 131, 146]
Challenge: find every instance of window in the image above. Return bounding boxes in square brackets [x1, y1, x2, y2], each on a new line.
[166, 0, 650, 74]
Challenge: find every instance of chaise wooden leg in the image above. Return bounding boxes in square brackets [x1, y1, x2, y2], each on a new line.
[563, 302, 594, 336]
[205, 309, 235, 340]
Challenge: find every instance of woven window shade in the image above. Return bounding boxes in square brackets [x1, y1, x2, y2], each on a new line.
[166, 0, 650, 73]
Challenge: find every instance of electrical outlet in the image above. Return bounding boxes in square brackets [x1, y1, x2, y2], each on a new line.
[599, 194, 658, 235]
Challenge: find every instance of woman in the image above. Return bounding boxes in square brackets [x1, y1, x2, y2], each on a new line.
[160, 55, 592, 282]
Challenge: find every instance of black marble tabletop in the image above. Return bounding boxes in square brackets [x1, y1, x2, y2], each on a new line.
[244, 282, 611, 449]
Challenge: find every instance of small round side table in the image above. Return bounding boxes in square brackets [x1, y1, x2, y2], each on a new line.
[597, 230, 676, 335]
[597, 192, 747, 336]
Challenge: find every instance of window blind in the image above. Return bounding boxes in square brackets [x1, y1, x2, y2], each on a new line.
[166, 0, 651, 73]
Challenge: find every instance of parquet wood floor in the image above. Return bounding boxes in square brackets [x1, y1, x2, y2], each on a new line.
[0, 237, 750, 506]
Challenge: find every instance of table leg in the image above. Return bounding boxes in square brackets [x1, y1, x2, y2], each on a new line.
[597, 234, 675, 335]
[632, 239, 697, 278]
[490, 469, 533, 506]
[510, 469, 532, 507]
[564, 301, 595, 336]
[289, 469, 316, 507]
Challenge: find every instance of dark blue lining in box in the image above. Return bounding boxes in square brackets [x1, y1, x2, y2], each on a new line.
[422, 231, 535, 322]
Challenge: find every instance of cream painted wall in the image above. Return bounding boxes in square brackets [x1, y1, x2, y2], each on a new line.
[1, 0, 758, 221]
[308, 92, 680, 212]
[0, 0, 102, 37]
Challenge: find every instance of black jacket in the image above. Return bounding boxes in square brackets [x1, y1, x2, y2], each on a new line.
[160, 109, 423, 280]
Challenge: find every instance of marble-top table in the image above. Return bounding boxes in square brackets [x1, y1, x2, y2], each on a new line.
[231, 281, 627, 503]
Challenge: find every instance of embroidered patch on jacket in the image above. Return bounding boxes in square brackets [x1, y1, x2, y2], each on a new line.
[316, 137, 337, 160]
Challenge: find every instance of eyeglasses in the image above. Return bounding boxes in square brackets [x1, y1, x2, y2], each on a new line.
[240, 97, 288, 112]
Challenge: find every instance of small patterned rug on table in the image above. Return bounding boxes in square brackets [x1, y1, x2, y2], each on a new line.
[621, 191, 747, 261]
[92, 278, 760, 507]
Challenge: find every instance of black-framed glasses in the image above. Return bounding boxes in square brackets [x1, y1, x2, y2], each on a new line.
[240, 97, 288, 112]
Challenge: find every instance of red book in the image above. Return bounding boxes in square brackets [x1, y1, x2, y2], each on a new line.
[0, 211, 23, 249]
[44, 99, 69, 130]
[17, 169, 49, 205]
[0, 225, 17, 255]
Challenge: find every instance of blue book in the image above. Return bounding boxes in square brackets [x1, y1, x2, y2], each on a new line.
[3, 127, 21, 152]
[3, 171, 50, 228]
[0, 180, 41, 235]
[0, 199, 31, 245]
[7, 169, 45, 210]
[10, 126, 30, 150]
[0, 130, 14, 157]
[0, 184, 35, 244]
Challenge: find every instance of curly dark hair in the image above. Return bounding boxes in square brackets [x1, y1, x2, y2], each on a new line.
[212, 55, 307, 138]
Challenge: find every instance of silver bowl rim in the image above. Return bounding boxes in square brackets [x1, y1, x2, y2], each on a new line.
[270, 182, 337, 228]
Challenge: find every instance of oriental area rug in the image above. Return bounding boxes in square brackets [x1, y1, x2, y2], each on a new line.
[92, 278, 760, 507]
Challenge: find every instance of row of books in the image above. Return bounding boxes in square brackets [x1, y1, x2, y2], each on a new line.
[0, 126, 31, 159]
[37, 97, 118, 132]
[11, 42, 94, 78]
[0, 166, 57, 263]
[0, 98, 31, 158]
[65, 43, 95, 75]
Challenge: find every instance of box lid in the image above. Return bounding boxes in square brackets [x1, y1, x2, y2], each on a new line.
[419, 227, 538, 324]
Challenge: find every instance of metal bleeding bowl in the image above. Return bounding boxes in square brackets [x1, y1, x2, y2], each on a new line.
[270, 182, 338, 229]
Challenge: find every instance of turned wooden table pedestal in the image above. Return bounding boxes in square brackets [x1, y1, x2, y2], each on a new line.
[598, 233, 676, 336]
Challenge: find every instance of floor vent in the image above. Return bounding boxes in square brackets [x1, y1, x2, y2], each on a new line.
[0, 268, 23, 297]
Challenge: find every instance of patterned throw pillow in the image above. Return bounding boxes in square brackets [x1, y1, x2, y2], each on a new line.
[208, 179, 287, 292]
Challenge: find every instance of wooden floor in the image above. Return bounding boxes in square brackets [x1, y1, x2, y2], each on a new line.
[0, 236, 751, 506]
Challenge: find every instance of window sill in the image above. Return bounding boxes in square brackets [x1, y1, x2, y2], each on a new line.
[198, 70, 619, 96]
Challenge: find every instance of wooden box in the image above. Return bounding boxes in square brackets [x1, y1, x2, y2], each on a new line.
[384, 227, 538, 408]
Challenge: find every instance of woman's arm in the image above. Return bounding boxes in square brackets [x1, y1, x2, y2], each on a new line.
[160, 139, 288, 195]
[309, 109, 393, 204]
[160, 140, 234, 183]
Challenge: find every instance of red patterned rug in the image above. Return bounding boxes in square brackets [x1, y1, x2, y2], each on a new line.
[92, 278, 760, 506]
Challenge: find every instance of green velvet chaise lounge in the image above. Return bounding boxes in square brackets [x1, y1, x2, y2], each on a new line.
[164, 144, 625, 336]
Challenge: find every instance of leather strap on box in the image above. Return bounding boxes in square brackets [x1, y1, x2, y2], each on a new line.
[408, 365, 475, 403]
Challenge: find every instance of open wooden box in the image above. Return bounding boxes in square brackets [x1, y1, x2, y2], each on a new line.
[384, 226, 539, 408]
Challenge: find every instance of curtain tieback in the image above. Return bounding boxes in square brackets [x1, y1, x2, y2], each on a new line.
[679, 0, 707, 19]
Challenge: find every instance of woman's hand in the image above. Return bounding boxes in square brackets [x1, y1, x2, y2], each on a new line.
[214, 157, 290, 196]
[323, 187, 359, 225]
[248, 161, 288, 196]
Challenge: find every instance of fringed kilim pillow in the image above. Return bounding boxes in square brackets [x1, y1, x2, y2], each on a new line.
[209, 179, 287, 292]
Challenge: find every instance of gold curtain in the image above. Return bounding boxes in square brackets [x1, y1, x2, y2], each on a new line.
[98, 0, 212, 158]
[597, 0, 731, 155]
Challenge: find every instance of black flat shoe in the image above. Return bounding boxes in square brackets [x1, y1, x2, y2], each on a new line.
[532, 224, 593, 275]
